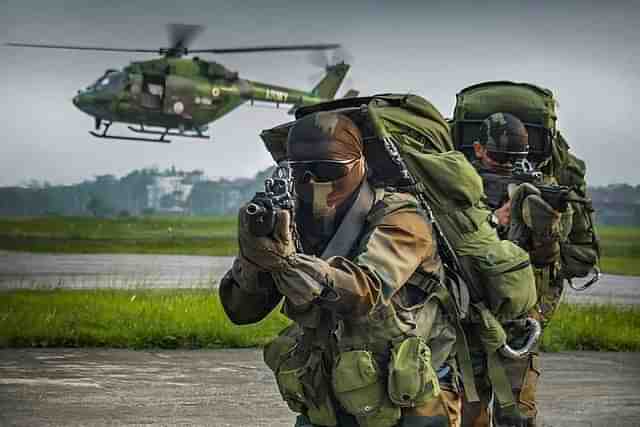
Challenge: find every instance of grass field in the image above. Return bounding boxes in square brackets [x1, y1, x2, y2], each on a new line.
[0, 215, 238, 256]
[0, 289, 288, 349]
[597, 225, 640, 276]
[1, 289, 638, 351]
[0, 217, 638, 275]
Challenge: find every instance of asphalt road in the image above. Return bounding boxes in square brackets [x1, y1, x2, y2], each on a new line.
[1, 349, 638, 427]
[1, 251, 638, 305]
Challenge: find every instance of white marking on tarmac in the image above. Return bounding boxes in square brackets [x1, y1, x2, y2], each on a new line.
[208, 367, 238, 373]
[0, 378, 102, 388]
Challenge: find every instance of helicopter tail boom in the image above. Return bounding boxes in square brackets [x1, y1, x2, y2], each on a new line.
[243, 62, 351, 112]
[311, 62, 350, 99]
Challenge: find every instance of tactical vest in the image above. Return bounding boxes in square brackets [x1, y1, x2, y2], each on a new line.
[264, 187, 455, 427]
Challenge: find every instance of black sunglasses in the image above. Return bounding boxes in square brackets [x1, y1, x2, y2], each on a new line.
[289, 158, 359, 182]
[486, 150, 528, 164]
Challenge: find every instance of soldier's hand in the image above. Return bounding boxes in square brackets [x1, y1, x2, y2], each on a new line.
[507, 183, 541, 248]
[494, 199, 512, 225]
[522, 194, 562, 265]
[508, 183, 540, 227]
[508, 184, 561, 265]
[238, 205, 296, 272]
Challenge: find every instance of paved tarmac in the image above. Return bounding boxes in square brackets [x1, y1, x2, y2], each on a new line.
[1, 252, 638, 305]
[1, 349, 639, 427]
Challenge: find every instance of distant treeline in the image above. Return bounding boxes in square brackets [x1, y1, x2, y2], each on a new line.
[0, 166, 274, 217]
[589, 184, 640, 226]
[0, 169, 638, 225]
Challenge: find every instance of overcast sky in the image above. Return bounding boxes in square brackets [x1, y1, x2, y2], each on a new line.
[2, 0, 638, 186]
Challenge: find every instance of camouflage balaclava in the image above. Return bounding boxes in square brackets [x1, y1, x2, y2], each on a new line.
[478, 112, 529, 174]
[287, 112, 365, 241]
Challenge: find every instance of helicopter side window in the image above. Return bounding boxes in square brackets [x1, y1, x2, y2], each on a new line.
[146, 83, 164, 97]
[140, 74, 166, 110]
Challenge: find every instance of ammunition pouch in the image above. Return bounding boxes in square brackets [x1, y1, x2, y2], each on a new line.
[332, 350, 401, 427]
[263, 326, 337, 426]
[388, 337, 441, 408]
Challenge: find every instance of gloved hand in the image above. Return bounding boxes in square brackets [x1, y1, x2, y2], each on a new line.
[508, 183, 561, 265]
[507, 183, 540, 248]
[238, 204, 296, 272]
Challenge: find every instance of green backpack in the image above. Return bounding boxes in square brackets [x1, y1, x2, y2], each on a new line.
[450, 81, 600, 282]
[451, 80, 557, 165]
[260, 94, 539, 413]
[261, 94, 536, 323]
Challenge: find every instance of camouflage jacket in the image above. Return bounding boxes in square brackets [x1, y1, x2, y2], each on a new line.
[219, 186, 456, 369]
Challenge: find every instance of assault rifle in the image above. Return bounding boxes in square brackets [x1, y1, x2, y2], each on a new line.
[480, 161, 591, 212]
[245, 163, 295, 237]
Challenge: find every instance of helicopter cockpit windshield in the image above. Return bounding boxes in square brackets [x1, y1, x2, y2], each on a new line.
[85, 71, 128, 94]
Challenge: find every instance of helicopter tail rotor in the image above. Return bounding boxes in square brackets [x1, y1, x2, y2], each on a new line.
[307, 47, 355, 98]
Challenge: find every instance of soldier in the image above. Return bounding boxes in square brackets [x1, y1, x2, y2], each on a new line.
[220, 111, 462, 427]
[464, 112, 566, 427]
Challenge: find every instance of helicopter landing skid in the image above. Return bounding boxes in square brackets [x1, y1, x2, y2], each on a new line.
[89, 122, 172, 143]
[128, 125, 210, 140]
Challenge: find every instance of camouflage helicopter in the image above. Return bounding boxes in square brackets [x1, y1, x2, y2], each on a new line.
[7, 24, 355, 143]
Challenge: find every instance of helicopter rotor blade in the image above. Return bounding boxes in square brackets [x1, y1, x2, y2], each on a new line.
[331, 47, 354, 65]
[5, 42, 160, 54]
[168, 23, 204, 50]
[190, 43, 340, 54]
[307, 50, 330, 68]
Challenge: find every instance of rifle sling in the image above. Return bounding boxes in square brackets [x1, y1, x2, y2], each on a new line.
[320, 180, 376, 260]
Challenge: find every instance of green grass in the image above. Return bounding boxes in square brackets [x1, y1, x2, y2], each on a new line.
[0, 289, 289, 349]
[541, 303, 640, 352]
[0, 215, 238, 256]
[0, 217, 638, 276]
[1, 289, 638, 351]
[597, 225, 640, 276]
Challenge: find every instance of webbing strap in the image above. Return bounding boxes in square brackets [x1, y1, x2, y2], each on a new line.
[455, 321, 480, 403]
[429, 284, 479, 403]
[320, 180, 375, 260]
[487, 351, 516, 410]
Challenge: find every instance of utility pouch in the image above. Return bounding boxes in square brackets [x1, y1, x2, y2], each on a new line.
[388, 336, 440, 408]
[469, 240, 537, 322]
[332, 350, 401, 427]
[264, 326, 337, 426]
[277, 352, 338, 426]
[560, 242, 598, 278]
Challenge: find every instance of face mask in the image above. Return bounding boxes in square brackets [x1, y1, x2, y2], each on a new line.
[294, 157, 365, 235]
[307, 179, 337, 234]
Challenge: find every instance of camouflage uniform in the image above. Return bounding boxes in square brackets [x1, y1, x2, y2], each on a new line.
[220, 112, 462, 427]
[465, 113, 567, 427]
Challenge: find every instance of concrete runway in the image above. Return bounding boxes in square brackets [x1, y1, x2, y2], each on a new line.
[1, 349, 639, 427]
[1, 252, 638, 305]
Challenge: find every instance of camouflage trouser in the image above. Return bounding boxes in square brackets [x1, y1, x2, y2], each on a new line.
[461, 268, 563, 427]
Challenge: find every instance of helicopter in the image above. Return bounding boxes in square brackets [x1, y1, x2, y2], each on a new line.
[7, 24, 356, 143]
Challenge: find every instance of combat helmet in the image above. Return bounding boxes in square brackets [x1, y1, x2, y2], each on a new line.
[477, 112, 529, 163]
